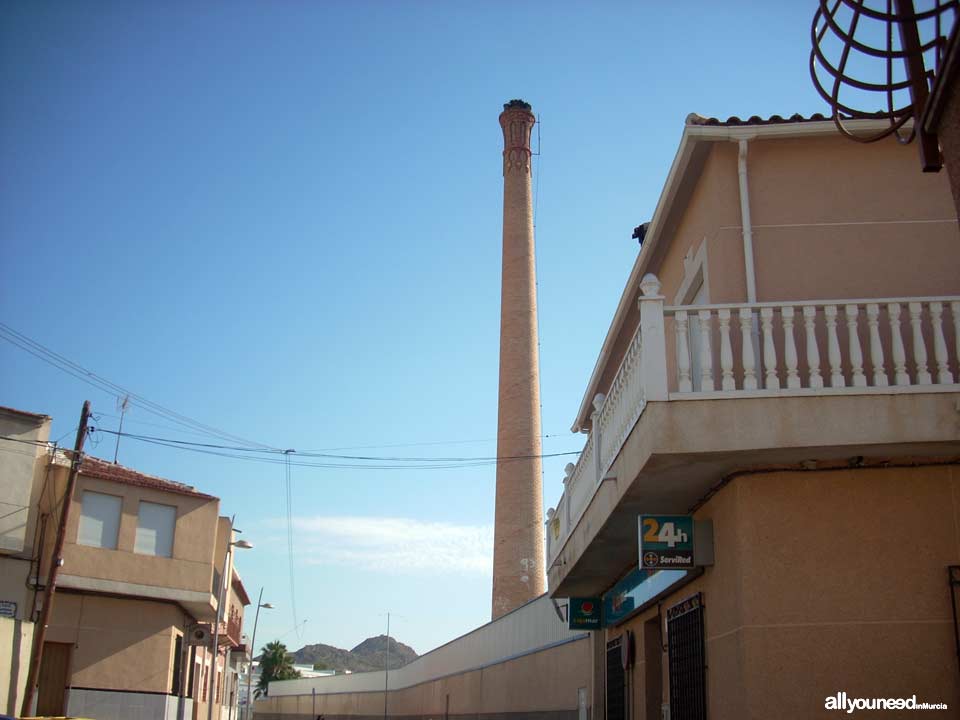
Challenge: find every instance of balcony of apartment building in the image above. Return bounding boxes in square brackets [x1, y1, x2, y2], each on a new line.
[547, 271, 960, 597]
[222, 570, 250, 651]
[545, 113, 960, 601]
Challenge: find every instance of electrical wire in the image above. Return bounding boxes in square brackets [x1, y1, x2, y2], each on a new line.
[283, 450, 300, 639]
[0, 322, 276, 450]
[92, 411, 250, 442]
[0, 436, 53, 447]
[2, 323, 578, 457]
[88, 429, 581, 463]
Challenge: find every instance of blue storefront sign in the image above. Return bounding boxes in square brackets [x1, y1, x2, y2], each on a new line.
[602, 567, 688, 626]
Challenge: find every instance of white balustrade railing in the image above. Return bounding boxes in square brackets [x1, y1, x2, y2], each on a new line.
[665, 297, 960, 394]
[546, 274, 667, 568]
[546, 278, 960, 570]
[596, 325, 646, 472]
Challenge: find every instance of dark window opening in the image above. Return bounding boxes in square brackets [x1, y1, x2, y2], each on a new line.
[667, 593, 706, 720]
[606, 635, 626, 720]
[172, 635, 183, 695]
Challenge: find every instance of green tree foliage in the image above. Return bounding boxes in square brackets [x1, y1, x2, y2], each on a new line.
[255, 640, 301, 698]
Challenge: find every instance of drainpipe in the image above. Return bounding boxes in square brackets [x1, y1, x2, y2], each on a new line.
[736, 138, 762, 380]
[736, 139, 758, 303]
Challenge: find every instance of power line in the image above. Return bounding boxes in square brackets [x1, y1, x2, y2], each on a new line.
[92, 411, 257, 442]
[282, 449, 299, 639]
[0, 322, 276, 450]
[301, 432, 572, 453]
[0, 436, 52, 447]
[93, 433, 506, 470]
[2, 322, 578, 456]
[88, 429, 582, 464]
[0, 429, 582, 472]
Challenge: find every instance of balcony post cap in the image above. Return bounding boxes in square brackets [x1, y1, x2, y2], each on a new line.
[592, 393, 606, 412]
[546, 507, 556, 520]
[640, 273, 662, 297]
[563, 462, 576, 477]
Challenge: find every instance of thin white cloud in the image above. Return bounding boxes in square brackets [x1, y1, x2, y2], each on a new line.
[273, 516, 493, 575]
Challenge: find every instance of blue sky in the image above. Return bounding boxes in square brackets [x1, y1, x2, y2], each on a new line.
[1, 1, 831, 655]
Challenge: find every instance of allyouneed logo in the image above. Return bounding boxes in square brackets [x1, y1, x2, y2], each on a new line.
[825, 692, 948, 713]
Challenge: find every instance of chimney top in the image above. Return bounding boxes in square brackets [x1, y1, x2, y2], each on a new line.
[503, 99, 532, 111]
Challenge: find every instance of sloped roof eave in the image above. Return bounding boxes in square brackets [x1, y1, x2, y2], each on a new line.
[79, 456, 218, 501]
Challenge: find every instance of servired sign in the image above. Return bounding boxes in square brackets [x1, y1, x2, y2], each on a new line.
[639, 515, 695, 569]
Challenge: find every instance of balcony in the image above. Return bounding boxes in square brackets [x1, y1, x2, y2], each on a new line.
[220, 606, 243, 647]
[546, 274, 960, 595]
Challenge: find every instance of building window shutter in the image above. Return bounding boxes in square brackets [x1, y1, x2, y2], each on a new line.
[77, 491, 122, 549]
[135, 501, 176, 557]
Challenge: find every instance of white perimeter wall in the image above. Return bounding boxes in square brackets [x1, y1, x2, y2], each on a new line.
[269, 594, 586, 697]
[67, 688, 193, 720]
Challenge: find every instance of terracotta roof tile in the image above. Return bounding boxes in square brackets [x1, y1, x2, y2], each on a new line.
[684, 111, 894, 127]
[79, 456, 218, 501]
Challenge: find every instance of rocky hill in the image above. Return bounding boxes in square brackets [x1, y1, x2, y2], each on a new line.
[288, 635, 418, 673]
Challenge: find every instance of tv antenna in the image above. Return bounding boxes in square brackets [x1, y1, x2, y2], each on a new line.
[113, 394, 130, 463]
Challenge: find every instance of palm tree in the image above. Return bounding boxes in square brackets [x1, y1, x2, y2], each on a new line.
[255, 640, 301, 698]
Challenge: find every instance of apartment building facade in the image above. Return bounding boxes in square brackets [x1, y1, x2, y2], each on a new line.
[0, 406, 52, 716]
[545, 115, 960, 720]
[1, 407, 250, 720]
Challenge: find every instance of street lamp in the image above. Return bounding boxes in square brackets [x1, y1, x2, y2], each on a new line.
[208, 537, 252, 720]
[245, 589, 274, 720]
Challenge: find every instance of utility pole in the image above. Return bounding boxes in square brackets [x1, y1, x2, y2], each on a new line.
[21, 400, 91, 717]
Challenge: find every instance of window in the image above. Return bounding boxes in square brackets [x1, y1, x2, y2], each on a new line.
[135, 501, 176, 557]
[172, 635, 183, 695]
[667, 593, 707, 720]
[606, 635, 625, 720]
[77, 491, 122, 549]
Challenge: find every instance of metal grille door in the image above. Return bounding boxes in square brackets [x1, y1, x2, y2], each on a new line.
[667, 593, 706, 720]
[606, 636, 626, 720]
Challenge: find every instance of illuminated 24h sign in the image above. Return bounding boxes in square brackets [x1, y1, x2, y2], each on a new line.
[639, 515, 695, 570]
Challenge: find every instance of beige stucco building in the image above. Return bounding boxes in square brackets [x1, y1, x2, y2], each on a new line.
[546, 114, 960, 720]
[255, 114, 960, 720]
[0, 406, 52, 716]
[0, 407, 251, 720]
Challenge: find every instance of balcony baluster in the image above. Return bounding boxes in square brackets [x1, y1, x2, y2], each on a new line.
[698, 310, 715, 391]
[761, 307, 779, 389]
[909, 302, 933, 384]
[824, 305, 844, 387]
[782, 306, 801, 389]
[803, 305, 823, 389]
[718, 309, 735, 390]
[739, 309, 758, 389]
[866, 304, 888, 387]
[676, 311, 692, 392]
[929, 302, 954, 384]
[845, 304, 867, 387]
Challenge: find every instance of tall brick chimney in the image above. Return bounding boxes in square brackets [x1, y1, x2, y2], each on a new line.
[491, 99, 546, 619]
